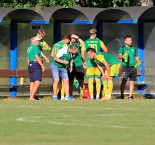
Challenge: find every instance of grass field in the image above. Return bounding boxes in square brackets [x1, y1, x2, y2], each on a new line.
[0, 99, 155, 145]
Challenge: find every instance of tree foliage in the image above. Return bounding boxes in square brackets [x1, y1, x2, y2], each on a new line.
[78, 0, 141, 7]
[0, 0, 151, 8]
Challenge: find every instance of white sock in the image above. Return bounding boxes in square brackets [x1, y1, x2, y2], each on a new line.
[96, 94, 100, 99]
[90, 95, 94, 100]
[107, 94, 111, 98]
[61, 96, 65, 100]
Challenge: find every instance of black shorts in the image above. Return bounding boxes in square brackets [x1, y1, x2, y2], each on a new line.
[122, 66, 137, 81]
[28, 62, 42, 82]
[68, 66, 84, 81]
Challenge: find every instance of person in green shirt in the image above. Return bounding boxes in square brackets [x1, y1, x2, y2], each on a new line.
[50, 35, 70, 61]
[31, 29, 50, 64]
[68, 33, 85, 99]
[82, 28, 108, 100]
[86, 48, 120, 100]
[50, 35, 71, 100]
[118, 35, 142, 99]
[27, 29, 46, 101]
[51, 44, 78, 101]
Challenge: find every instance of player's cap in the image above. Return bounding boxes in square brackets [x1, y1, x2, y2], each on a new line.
[32, 36, 41, 42]
[89, 28, 97, 34]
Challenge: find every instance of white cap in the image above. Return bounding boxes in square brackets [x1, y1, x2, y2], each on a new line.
[32, 36, 41, 42]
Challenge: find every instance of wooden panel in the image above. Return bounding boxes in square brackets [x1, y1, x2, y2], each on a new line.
[17, 69, 52, 77]
[17, 70, 29, 77]
[0, 69, 52, 77]
[0, 68, 141, 77]
[42, 69, 52, 77]
[0, 70, 16, 77]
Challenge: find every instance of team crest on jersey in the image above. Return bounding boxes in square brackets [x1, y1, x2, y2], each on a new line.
[131, 49, 134, 52]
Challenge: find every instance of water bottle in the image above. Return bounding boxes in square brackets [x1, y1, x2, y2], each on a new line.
[134, 61, 142, 68]
[124, 50, 128, 62]
[74, 79, 79, 88]
[19, 77, 24, 85]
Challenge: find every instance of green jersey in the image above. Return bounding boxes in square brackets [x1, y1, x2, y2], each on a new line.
[118, 45, 138, 67]
[94, 52, 120, 67]
[53, 46, 72, 68]
[27, 43, 42, 62]
[84, 38, 106, 68]
[51, 41, 67, 63]
[70, 42, 83, 67]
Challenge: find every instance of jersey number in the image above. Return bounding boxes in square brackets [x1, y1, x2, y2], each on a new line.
[88, 44, 98, 52]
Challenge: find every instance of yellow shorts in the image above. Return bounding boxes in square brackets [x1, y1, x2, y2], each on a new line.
[105, 63, 120, 77]
[86, 67, 101, 78]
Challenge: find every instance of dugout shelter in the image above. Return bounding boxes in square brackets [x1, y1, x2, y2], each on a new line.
[0, 6, 154, 97]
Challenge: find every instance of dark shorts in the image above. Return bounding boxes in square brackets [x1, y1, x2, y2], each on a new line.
[28, 62, 42, 82]
[122, 66, 137, 81]
[68, 66, 84, 81]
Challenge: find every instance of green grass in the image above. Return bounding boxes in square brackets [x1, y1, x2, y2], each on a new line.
[0, 99, 155, 145]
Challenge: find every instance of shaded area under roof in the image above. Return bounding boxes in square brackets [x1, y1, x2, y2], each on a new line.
[94, 9, 133, 23]
[116, 6, 153, 21]
[138, 7, 155, 20]
[0, 7, 15, 23]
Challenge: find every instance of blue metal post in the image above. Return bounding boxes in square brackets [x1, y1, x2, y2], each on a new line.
[96, 21, 103, 52]
[10, 21, 18, 97]
[138, 22, 144, 82]
[54, 21, 61, 43]
[138, 21, 145, 94]
[96, 21, 103, 40]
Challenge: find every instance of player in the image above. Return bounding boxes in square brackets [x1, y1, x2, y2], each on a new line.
[27, 29, 46, 100]
[118, 35, 142, 99]
[86, 48, 120, 100]
[82, 28, 108, 100]
[51, 44, 78, 101]
[50, 35, 71, 100]
[68, 33, 85, 98]
[31, 29, 50, 64]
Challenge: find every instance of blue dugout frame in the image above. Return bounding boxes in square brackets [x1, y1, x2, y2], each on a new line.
[9, 20, 50, 97]
[54, 19, 146, 95]
[9, 18, 152, 97]
[9, 19, 92, 97]
[10, 21, 18, 97]
[138, 20, 155, 97]
[98, 19, 147, 95]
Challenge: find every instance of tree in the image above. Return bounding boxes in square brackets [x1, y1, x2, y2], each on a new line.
[78, 0, 141, 7]
[0, 0, 154, 8]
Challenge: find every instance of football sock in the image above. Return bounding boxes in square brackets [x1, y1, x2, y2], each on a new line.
[107, 80, 113, 97]
[57, 82, 61, 94]
[61, 84, 65, 97]
[103, 80, 108, 96]
[61, 96, 65, 100]
[88, 78, 94, 98]
[90, 95, 94, 100]
[95, 77, 101, 96]
[96, 94, 100, 99]
[80, 89, 83, 96]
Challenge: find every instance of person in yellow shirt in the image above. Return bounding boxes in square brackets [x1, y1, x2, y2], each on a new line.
[82, 28, 108, 100]
[86, 48, 120, 100]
